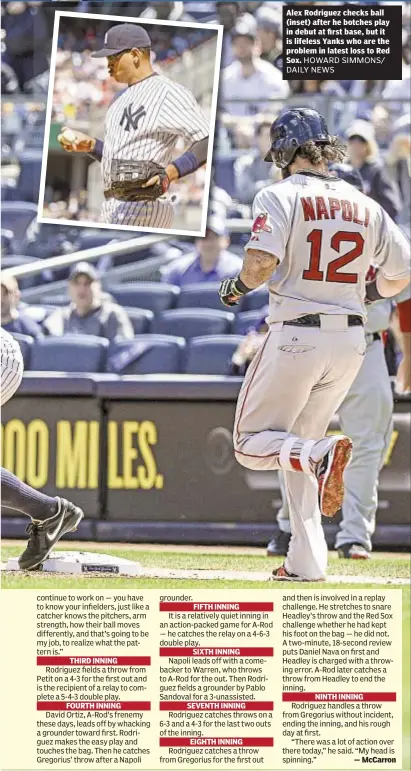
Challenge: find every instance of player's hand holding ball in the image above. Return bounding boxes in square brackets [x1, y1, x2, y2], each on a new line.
[57, 127, 96, 153]
[219, 277, 250, 307]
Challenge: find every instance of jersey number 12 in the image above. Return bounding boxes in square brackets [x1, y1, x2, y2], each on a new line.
[303, 229, 364, 284]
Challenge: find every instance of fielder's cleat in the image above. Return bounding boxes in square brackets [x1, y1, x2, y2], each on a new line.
[18, 498, 84, 570]
[315, 436, 353, 518]
[267, 530, 291, 557]
[338, 543, 370, 560]
[271, 565, 324, 582]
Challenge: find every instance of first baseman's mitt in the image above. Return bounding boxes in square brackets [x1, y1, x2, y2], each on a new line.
[109, 160, 170, 202]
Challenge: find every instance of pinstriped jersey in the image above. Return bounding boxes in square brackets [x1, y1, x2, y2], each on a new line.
[1, 327, 24, 406]
[102, 73, 209, 188]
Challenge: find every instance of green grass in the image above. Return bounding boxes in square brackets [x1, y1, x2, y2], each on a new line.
[1, 543, 410, 769]
[2, 542, 410, 580]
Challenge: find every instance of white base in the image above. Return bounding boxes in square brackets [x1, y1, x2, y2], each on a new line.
[7, 551, 141, 575]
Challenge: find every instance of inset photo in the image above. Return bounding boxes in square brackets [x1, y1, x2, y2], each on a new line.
[38, 11, 222, 236]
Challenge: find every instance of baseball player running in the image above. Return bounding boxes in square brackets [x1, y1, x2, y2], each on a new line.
[269, 165, 410, 561]
[218, 108, 410, 582]
[1, 328, 83, 570]
[58, 23, 210, 229]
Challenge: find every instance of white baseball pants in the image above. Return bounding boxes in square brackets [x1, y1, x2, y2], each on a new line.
[100, 198, 173, 229]
[276, 337, 394, 554]
[233, 317, 366, 580]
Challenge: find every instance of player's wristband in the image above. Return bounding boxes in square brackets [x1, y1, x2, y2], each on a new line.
[365, 279, 384, 303]
[234, 276, 252, 295]
[88, 139, 104, 162]
[172, 137, 208, 179]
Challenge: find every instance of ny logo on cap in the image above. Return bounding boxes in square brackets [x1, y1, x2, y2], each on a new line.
[120, 104, 146, 132]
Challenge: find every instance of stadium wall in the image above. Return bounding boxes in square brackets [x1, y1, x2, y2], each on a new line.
[1, 376, 410, 548]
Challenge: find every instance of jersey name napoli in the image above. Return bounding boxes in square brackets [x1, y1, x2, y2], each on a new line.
[245, 173, 410, 322]
[101, 74, 209, 188]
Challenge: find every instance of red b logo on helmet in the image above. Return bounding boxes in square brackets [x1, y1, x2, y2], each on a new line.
[251, 212, 272, 237]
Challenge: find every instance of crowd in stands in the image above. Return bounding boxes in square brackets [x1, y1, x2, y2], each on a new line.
[2, 1, 410, 211]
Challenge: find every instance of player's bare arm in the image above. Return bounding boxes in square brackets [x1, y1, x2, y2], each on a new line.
[240, 248, 279, 289]
[219, 249, 278, 308]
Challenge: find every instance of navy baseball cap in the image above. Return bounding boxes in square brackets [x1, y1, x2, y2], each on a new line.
[91, 23, 151, 58]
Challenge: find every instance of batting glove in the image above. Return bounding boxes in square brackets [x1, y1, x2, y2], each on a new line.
[219, 276, 251, 307]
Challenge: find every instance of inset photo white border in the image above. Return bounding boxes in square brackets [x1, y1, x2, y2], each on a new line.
[37, 11, 223, 237]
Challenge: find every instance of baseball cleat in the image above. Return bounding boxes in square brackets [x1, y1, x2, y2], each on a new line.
[338, 543, 370, 560]
[315, 436, 353, 518]
[18, 498, 84, 570]
[267, 530, 291, 557]
[271, 565, 324, 582]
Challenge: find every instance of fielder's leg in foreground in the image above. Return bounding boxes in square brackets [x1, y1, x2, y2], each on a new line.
[1, 328, 84, 570]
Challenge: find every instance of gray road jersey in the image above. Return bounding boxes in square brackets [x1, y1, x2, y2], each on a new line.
[245, 174, 410, 323]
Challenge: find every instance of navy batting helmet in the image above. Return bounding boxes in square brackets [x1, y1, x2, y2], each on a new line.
[264, 107, 330, 168]
[328, 162, 364, 193]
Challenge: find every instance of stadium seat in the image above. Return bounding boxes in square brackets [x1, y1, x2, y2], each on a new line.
[234, 311, 267, 336]
[177, 283, 236, 311]
[1, 228, 13, 255]
[227, 207, 250, 248]
[77, 232, 161, 272]
[169, 239, 196, 254]
[30, 335, 109, 373]
[241, 288, 269, 312]
[107, 335, 186, 375]
[77, 232, 122, 250]
[110, 283, 180, 313]
[10, 333, 34, 368]
[109, 240, 181, 268]
[1, 202, 38, 244]
[21, 223, 79, 263]
[123, 307, 154, 334]
[42, 294, 70, 306]
[22, 305, 57, 324]
[152, 309, 235, 339]
[15, 151, 43, 202]
[0, 255, 41, 289]
[1, 181, 15, 200]
[185, 335, 245, 375]
[213, 156, 236, 197]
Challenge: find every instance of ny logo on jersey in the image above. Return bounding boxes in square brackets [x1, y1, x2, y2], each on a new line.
[120, 104, 146, 132]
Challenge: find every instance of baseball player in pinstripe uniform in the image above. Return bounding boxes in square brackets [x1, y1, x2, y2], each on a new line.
[1, 328, 24, 408]
[58, 24, 210, 229]
[1, 327, 84, 570]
